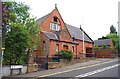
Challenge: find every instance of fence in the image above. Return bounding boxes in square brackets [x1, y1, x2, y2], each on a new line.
[37, 55, 60, 69]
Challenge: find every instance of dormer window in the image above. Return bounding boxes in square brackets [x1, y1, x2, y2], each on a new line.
[50, 22, 60, 31]
[54, 17, 57, 22]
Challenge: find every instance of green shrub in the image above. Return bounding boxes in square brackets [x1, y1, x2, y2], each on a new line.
[94, 45, 111, 50]
[58, 50, 73, 61]
[100, 45, 111, 49]
[94, 46, 100, 50]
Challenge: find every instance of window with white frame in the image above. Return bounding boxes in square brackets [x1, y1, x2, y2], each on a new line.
[50, 22, 60, 31]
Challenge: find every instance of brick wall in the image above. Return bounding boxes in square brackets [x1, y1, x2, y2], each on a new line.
[94, 49, 117, 58]
[49, 40, 77, 57]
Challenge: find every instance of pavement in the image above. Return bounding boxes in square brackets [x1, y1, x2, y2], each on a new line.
[10, 58, 118, 78]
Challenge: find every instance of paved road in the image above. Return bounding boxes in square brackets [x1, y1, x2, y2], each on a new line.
[2, 58, 120, 79]
[47, 59, 119, 78]
[89, 65, 118, 77]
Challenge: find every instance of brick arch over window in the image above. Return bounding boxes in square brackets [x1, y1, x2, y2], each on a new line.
[51, 16, 61, 24]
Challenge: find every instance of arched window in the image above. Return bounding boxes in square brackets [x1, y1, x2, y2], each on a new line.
[54, 16, 58, 22]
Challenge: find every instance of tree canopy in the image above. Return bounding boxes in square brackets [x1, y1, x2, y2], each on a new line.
[4, 23, 31, 64]
[98, 36, 109, 40]
[97, 25, 119, 52]
[106, 33, 119, 51]
[110, 25, 117, 34]
[3, 1, 40, 65]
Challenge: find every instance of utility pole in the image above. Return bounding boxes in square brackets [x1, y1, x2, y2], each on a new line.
[80, 26, 85, 53]
[0, 1, 9, 78]
[118, 3, 120, 79]
[80, 16, 85, 58]
[82, 29, 85, 53]
[0, 0, 2, 78]
[82, 16, 85, 53]
[118, 2, 120, 54]
[80, 25, 85, 58]
[81, 16, 85, 54]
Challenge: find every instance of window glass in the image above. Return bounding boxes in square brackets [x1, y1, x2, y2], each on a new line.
[43, 41, 46, 50]
[50, 23, 52, 29]
[50, 22, 60, 31]
[63, 45, 68, 50]
[53, 23, 56, 30]
[57, 24, 60, 31]
[54, 17, 57, 22]
[56, 44, 59, 52]
[72, 46, 74, 52]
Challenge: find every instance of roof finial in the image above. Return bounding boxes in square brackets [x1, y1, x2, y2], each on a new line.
[80, 25, 83, 31]
[80, 25, 82, 29]
[55, 4, 57, 9]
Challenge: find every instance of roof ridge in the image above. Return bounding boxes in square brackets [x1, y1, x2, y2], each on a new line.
[95, 38, 112, 41]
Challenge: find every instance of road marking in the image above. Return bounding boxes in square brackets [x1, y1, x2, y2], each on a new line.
[75, 64, 120, 77]
[37, 59, 118, 78]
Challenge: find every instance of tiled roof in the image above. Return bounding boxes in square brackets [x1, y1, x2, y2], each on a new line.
[35, 13, 50, 26]
[42, 31, 79, 44]
[42, 31, 59, 40]
[66, 24, 93, 42]
[94, 39, 112, 46]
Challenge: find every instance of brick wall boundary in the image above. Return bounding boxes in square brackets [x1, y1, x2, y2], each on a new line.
[94, 49, 118, 58]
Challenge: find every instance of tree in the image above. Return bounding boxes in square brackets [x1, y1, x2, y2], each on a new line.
[4, 23, 30, 64]
[106, 33, 119, 51]
[98, 36, 109, 40]
[3, 2, 40, 65]
[97, 25, 119, 53]
[110, 25, 117, 34]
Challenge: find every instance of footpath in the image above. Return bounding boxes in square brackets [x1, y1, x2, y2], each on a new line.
[5, 58, 118, 78]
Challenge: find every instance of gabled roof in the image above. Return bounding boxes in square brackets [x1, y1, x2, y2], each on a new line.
[36, 7, 93, 43]
[35, 7, 66, 27]
[94, 39, 112, 46]
[42, 31, 59, 40]
[66, 24, 93, 43]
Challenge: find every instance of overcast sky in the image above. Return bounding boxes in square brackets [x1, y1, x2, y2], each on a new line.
[18, 0, 119, 40]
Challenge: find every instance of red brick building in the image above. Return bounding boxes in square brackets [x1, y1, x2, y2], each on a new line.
[34, 6, 94, 59]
